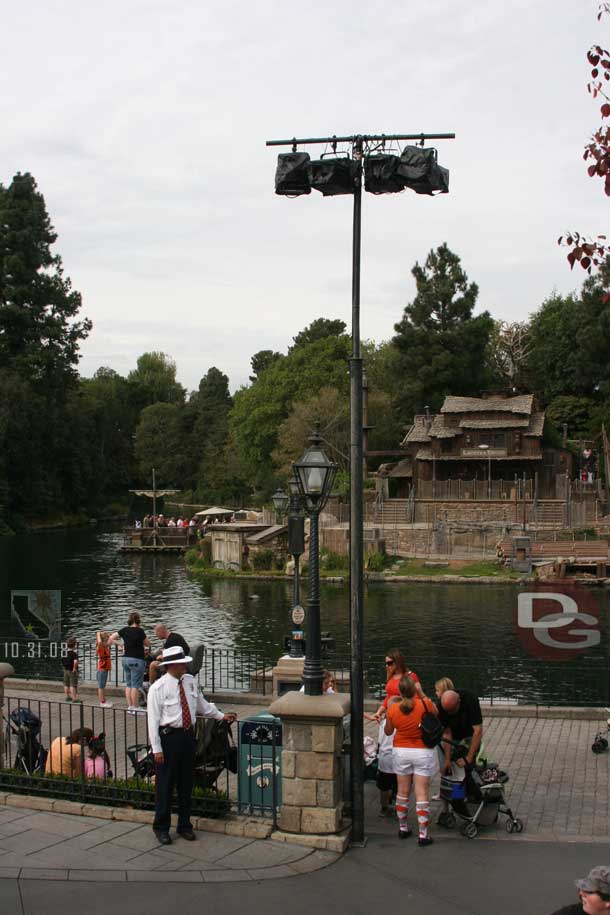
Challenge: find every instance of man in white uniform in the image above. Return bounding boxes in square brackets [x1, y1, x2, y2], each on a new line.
[147, 645, 236, 845]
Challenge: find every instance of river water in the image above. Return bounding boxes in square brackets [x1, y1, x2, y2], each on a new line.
[0, 526, 608, 702]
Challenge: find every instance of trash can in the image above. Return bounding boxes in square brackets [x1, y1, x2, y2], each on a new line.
[238, 712, 282, 814]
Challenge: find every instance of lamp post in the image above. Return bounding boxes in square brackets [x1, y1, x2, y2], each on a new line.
[293, 424, 337, 695]
[478, 444, 491, 499]
[267, 129, 454, 843]
[271, 487, 290, 521]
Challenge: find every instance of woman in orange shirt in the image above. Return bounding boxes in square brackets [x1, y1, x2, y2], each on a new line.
[385, 675, 438, 846]
[369, 648, 424, 722]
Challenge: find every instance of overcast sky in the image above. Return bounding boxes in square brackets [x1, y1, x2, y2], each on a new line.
[1, 0, 607, 392]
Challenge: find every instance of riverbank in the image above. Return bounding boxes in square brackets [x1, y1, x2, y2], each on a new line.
[0, 510, 128, 536]
[185, 554, 527, 585]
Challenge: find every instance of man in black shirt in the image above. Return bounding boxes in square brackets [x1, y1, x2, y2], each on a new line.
[437, 688, 484, 826]
[149, 624, 191, 683]
[549, 866, 610, 915]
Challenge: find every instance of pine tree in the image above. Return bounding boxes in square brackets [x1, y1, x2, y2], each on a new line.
[392, 244, 494, 417]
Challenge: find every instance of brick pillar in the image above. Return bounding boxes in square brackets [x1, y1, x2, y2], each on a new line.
[269, 691, 350, 836]
[0, 663, 15, 768]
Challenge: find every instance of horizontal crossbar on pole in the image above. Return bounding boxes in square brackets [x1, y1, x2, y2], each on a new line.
[266, 132, 455, 147]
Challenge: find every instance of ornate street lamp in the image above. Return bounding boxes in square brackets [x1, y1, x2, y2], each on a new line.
[271, 487, 290, 518]
[293, 424, 337, 695]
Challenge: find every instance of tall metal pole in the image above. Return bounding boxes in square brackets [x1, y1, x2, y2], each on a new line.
[303, 508, 323, 695]
[349, 137, 365, 845]
[152, 468, 157, 547]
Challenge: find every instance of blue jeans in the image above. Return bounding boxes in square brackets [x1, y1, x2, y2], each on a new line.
[96, 670, 109, 689]
[122, 657, 146, 688]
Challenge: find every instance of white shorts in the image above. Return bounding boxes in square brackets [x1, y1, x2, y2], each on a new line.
[392, 747, 438, 777]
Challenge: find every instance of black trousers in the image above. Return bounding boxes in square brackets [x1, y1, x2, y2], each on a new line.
[153, 728, 195, 832]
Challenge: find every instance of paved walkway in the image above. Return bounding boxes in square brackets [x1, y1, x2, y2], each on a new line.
[363, 710, 610, 841]
[0, 805, 338, 882]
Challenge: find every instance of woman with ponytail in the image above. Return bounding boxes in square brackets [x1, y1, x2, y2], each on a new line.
[384, 675, 438, 847]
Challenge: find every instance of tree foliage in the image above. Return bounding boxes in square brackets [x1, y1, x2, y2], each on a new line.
[392, 243, 494, 416]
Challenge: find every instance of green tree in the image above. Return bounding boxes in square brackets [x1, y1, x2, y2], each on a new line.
[127, 352, 185, 411]
[188, 367, 233, 502]
[0, 173, 91, 389]
[392, 244, 494, 417]
[290, 318, 347, 351]
[134, 402, 185, 485]
[249, 350, 283, 382]
[230, 333, 351, 496]
[273, 387, 350, 478]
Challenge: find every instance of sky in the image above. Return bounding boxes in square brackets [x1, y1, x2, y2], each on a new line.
[1, 0, 607, 392]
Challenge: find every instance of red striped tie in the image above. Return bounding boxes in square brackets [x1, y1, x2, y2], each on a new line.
[179, 679, 192, 729]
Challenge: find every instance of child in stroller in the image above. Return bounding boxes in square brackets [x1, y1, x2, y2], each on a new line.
[439, 738, 523, 839]
[5, 708, 48, 775]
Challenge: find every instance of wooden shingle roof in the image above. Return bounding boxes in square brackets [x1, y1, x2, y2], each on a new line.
[441, 395, 534, 415]
[402, 415, 432, 445]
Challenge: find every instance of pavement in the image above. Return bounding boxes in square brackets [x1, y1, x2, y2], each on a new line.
[1, 683, 608, 912]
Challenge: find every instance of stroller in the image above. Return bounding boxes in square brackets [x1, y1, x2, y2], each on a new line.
[127, 717, 236, 788]
[439, 740, 523, 839]
[6, 708, 48, 775]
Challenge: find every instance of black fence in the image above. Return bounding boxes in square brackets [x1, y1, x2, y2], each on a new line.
[1, 641, 609, 708]
[1, 694, 280, 824]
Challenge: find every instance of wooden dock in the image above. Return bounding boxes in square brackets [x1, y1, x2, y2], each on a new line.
[119, 528, 196, 553]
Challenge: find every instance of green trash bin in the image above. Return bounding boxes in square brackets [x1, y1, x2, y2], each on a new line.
[238, 712, 282, 814]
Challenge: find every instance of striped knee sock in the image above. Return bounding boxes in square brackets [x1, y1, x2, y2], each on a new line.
[416, 801, 430, 839]
[395, 794, 410, 832]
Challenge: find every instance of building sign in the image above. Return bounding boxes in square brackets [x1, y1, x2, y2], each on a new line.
[514, 584, 600, 661]
[461, 448, 507, 458]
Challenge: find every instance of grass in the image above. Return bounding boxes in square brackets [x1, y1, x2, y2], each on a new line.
[382, 558, 521, 579]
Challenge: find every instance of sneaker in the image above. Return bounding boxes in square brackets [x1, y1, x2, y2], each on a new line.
[398, 828, 413, 839]
[100, 702, 113, 708]
[127, 708, 136, 715]
[134, 707, 146, 714]
[418, 836, 434, 847]
[73, 698, 82, 703]
[65, 697, 72, 702]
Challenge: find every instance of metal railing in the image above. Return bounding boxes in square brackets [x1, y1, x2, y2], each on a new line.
[1, 694, 280, 823]
[3, 641, 609, 708]
[0, 642, 275, 696]
[324, 653, 610, 708]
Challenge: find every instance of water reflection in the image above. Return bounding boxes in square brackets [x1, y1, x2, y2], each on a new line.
[0, 526, 608, 677]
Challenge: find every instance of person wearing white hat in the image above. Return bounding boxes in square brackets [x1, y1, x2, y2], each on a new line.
[146, 645, 236, 845]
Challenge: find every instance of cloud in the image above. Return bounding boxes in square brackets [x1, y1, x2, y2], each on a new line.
[0, 0, 605, 389]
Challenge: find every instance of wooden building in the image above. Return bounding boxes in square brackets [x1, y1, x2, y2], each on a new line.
[393, 394, 570, 498]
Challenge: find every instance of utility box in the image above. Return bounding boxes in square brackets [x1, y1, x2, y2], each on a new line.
[238, 712, 282, 814]
[511, 536, 532, 573]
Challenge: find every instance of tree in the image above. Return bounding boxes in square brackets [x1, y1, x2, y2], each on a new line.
[290, 317, 347, 351]
[229, 333, 351, 496]
[392, 244, 494, 417]
[188, 367, 233, 502]
[273, 387, 351, 478]
[0, 172, 91, 388]
[560, 5, 610, 280]
[134, 403, 185, 484]
[486, 320, 533, 393]
[249, 350, 283, 382]
[127, 352, 185, 411]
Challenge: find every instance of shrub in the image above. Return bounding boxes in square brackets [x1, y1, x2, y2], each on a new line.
[366, 550, 389, 572]
[321, 549, 347, 570]
[252, 549, 274, 571]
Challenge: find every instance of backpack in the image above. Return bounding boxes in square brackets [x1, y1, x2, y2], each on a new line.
[419, 699, 443, 748]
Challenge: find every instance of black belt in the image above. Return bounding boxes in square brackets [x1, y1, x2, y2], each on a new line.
[159, 725, 194, 736]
